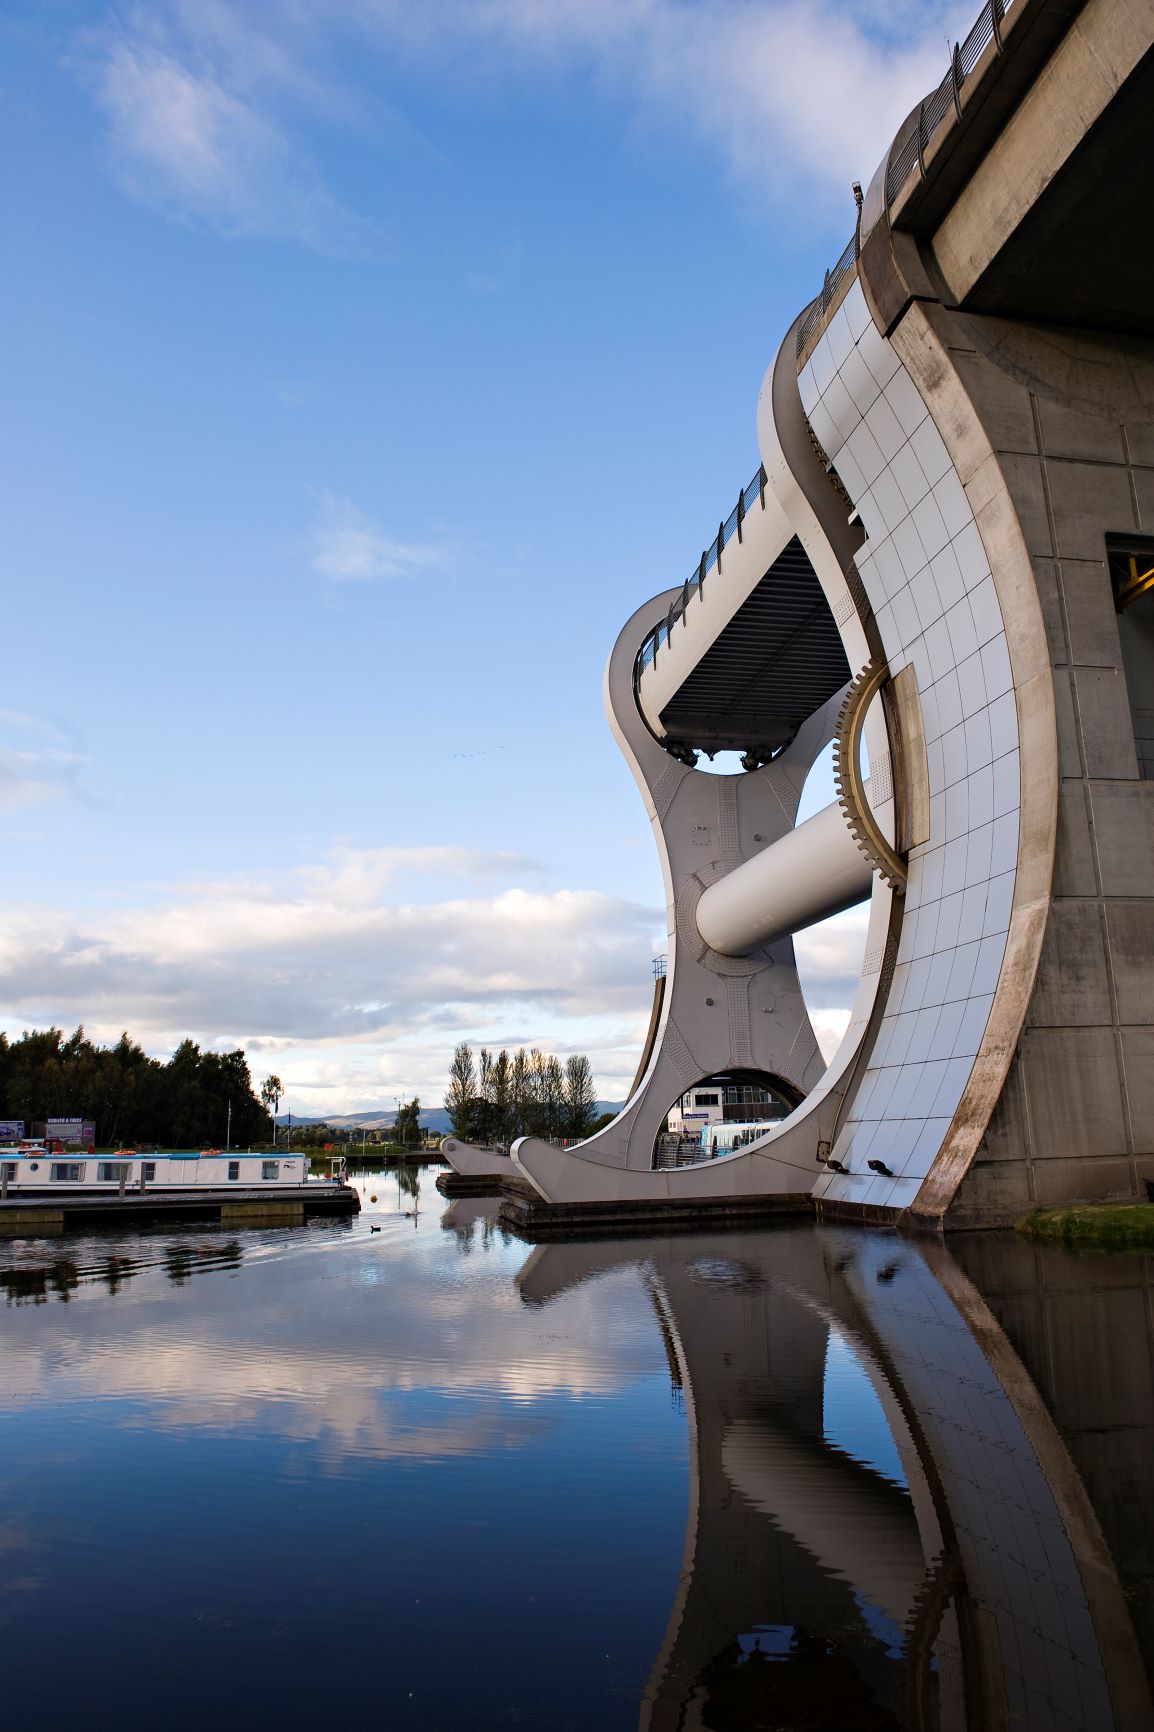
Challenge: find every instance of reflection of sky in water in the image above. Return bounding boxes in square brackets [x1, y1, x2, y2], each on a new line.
[736, 1625, 796, 1658]
[0, 1187, 689, 1729]
[823, 1329, 907, 1489]
[854, 1596, 908, 1663]
[2, 1193, 1141, 1731]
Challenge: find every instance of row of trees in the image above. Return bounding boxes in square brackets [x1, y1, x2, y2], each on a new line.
[444, 1043, 599, 1145]
[0, 1027, 274, 1150]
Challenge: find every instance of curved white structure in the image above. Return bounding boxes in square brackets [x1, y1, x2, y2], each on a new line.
[446, 0, 1154, 1227]
[438, 1139, 520, 1184]
[509, 386, 900, 1208]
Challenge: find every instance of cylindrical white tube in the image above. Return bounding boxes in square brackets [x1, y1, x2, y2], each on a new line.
[696, 796, 873, 956]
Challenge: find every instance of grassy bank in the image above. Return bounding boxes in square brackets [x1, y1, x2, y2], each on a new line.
[1016, 1202, 1154, 1251]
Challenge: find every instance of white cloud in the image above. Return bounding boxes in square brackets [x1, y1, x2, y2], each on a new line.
[0, 1238, 663, 1462]
[0, 712, 89, 811]
[793, 902, 869, 1058]
[0, 843, 662, 1105]
[78, 1, 981, 245]
[81, 26, 367, 249]
[809, 1008, 853, 1062]
[309, 494, 445, 583]
[411, 0, 969, 207]
[0, 838, 873, 1104]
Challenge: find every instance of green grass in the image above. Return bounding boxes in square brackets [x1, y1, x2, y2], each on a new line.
[1016, 1202, 1154, 1251]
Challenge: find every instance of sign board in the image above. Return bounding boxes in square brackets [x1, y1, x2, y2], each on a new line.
[0, 1120, 24, 1144]
[682, 1111, 710, 1120]
[46, 1118, 96, 1147]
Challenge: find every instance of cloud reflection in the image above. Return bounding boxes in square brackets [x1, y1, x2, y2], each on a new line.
[0, 1218, 667, 1467]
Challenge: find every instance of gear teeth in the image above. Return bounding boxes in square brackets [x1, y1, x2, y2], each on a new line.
[835, 657, 906, 891]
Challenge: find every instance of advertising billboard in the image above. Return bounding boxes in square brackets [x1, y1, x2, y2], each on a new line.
[46, 1117, 96, 1147]
[0, 1120, 24, 1144]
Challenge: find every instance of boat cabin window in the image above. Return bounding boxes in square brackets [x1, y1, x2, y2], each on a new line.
[228, 1160, 240, 1181]
[141, 1162, 156, 1182]
[262, 1160, 279, 1180]
[1, 1162, 16, 1183]
[51, 1162, 86, 1182]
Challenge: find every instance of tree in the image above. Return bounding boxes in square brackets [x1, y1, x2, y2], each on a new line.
[511, 1047, 531, 1137]
[392, 1097, 422, 1147]
[524, 1048, 547, 1137]
[542, 1055, 565, 1138]
[489, 1048, 512, 1144]
[563, 1055, 597, 1140]
[261, 1075, 284, 1146]
[200, 1049, 265, 1148]
[445, 1043, 478, 1137]
[0, 1025, 267, 1150]
[444, 1039, 599, 1145]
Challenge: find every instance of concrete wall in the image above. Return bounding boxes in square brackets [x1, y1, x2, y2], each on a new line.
[799, 266, 1154, 1222]
[952, 1230, 1154, 1699]
[915, 313, 1154, 1220]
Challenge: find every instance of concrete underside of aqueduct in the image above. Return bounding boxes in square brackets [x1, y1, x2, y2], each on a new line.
[442, 0, 1154, 1231]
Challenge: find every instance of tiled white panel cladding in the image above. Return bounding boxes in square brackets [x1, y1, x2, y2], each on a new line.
[800, 278, 1021, 1212]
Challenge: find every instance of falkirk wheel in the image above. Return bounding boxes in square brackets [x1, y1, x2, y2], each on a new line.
[444, 0, 1154, 1228]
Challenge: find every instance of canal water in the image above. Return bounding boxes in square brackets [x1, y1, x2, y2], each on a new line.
[1, 1164, 1152, 1730]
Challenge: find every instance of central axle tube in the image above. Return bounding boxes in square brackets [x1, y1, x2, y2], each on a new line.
[696, 796, 874, 957]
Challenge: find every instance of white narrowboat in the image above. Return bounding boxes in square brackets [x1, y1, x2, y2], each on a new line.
[0, 1149, 346, 1195]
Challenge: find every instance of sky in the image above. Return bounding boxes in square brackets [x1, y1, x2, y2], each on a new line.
[0, 0, 975, 1118]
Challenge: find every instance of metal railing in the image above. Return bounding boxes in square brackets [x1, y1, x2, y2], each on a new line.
[795, 229, 860, 359]
[796, 0, 1019, 362]
[653, 1133, 710, 1170]
[886, 0, 1018, 206]
[637, 465, 768, 673]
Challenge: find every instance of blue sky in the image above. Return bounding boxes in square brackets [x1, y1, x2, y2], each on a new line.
[0, 0, 971, 1115]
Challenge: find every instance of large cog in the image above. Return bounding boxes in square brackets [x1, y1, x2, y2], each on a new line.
[833, 658, 907, 893]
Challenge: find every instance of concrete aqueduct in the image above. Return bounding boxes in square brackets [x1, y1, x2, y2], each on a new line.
[444, 0, 1154, 1229]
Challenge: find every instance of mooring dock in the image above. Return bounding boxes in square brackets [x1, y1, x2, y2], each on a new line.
[0, 1184, 360, 1234]
[435, 1168, 532, 1200]
[436, 1167, 816, 1239]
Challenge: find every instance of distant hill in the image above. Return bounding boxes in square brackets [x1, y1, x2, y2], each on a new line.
[276, 1108, 454, 1134]
[276, 1104, 623, 1135]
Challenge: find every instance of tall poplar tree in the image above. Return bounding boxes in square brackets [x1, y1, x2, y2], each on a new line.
[563, 1055, 597, 1140]
[444, 1043, 478, 1137]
